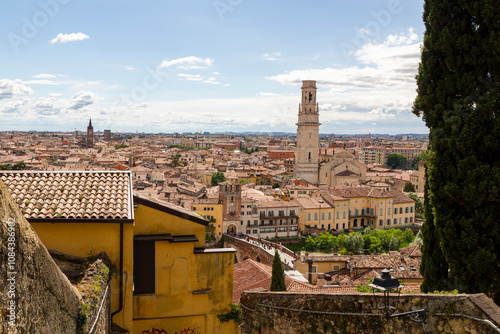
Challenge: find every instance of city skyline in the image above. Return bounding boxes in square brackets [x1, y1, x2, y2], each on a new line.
[0, 0, 428, 135]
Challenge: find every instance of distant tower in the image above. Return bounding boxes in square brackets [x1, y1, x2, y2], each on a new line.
[103, 129, 111, 141]
[296, 80, 320, 184]
[87, 119, 94, 147]
[218, 182, 242, 234]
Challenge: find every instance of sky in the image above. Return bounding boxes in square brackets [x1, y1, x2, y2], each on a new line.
[0, 0, 429, 135]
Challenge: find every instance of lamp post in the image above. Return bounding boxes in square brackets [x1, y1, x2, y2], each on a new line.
[369, 268, 427, 323]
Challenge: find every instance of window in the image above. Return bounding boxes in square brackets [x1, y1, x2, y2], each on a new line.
[307, 213, 311, 221]
[314, 213, 318, 220]
[405, 217, 408, 224]
[311, 265, 317, 273]
[405, 207, 409, 213]
[343, 211, 346, 219]
[246, 230, 251, 234]
[336, 211, 339, 219]
[410, 206, 414, 213]
[321, 212, 325, 220]
[379, 219, 383, 226]
[328, 212, 331, 220]
[388, 208, 391, 215]
[399, 218, 402, 224]
[133, 240, 155, 294]
[394, 208, 398, 214]
[253, 229, 257, 234]
[290, 226, 298, 231]
[333, 265, 340, 271]
[410, 217, 413, 223]
[380, 208, 383, 216]
[399, 265, 406, 271]
[399, 207, 403, 214]
[241, 221, 243, 225]
[278, 227, 287, 232]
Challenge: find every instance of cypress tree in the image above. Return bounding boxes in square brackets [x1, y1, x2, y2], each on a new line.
[413, 1, 500, 303]
[270, 250, 287, 292]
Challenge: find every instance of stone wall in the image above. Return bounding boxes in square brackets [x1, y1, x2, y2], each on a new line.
[78, 257, 112, 334]
[225, 236, 274, 265]
[0, 180, 81, 333]
[240, 291, 500, 334]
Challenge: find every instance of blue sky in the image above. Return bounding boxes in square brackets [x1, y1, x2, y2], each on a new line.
[0, 0, 428, 134]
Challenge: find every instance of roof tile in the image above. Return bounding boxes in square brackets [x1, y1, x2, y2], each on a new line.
[0, 171, 133, 220]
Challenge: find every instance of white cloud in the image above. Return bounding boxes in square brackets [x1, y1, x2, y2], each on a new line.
[263, 52, 281, 61]
[50, 33, 90, 44]
[69, 91, 98, 110]
[23, 80, 58, 85]
[265, 29, 421, 120]
[178, 73, 204, 81]
[158, 56, 213, 70]
[0, 79, 33, 100]
[124, 66, 134, 71]
[33, 74, 56, 79]
[203, 77, 220, 85]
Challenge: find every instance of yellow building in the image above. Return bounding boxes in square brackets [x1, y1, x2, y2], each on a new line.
[320, 186, 415, 230]
[0, 171, 237, 334]
[0, 171, 135, 331]
[191, 198, 223, 237]
[294, 197, 335, 232]
[133, 195, 236, 333]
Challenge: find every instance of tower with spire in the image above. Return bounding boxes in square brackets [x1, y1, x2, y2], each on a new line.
[87, 119, 94, 147]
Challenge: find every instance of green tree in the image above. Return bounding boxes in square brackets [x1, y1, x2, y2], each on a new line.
[413, 0, 499, 302]
[403, 182, 416, 192]
[343, 233, 363, 254]
[386, 153, 409, 169]
[211, 172, 226, 186]
[413, 150, 428, 170]
[407, 192, 424, 216]
[272, 182, 280, 189]
[270, 250, 287, 291]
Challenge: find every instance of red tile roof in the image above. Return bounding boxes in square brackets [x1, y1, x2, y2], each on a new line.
[0, 171, 133, 221]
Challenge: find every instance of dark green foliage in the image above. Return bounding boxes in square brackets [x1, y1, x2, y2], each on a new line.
[217, 303, 242, 323]
[407, 193, 424, 215]
[114, 144, 128, 149]
[305, 229, 416, 254]
[272, 182, 280, 189]
[211, 171, 226, 186]
[413, 150, 428, 170]
[270, 250, 287, 291]
[386, 153, 409, 169]
[404, 182, 416, 192]
[413, 0, 500, 303]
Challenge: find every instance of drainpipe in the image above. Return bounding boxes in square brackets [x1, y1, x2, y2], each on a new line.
[111, 222, 124, 322]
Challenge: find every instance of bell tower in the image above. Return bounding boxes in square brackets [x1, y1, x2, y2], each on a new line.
[295, 80, 320, 184]
[87, 119, 94, 147]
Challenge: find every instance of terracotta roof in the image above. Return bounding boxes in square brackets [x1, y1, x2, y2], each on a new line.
[0, 171, 133, 221]
[399, 245, 422, 257]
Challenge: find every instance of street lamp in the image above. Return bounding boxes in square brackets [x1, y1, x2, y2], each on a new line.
[369, 268, 427, 323]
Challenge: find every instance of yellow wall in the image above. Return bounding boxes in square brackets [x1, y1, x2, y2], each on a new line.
[295, 259, 347, 285]
[133, 203, 236, 334]
[333, 200, 350, 231]
[134, 203, 206, 248]
[31, 222, 134, 332]
[191, 203, 223, 238]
